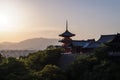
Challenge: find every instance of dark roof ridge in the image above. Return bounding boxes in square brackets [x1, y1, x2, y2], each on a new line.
[100, 34, 116, 37]
[72, 40, 85, 42]
[73, 39, 95, 42]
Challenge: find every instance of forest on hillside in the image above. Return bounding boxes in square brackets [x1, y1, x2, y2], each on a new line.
[0, 46, 120, 80]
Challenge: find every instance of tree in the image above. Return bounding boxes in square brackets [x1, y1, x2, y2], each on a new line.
[0, 57, 31, 80]
[66, 46, 120, 80]
[25, 49, 62, 70]
[46, 45, 56, 50]
[0, 54, 4, 63]
[35, 64, 66, 80]
[66, 54, 98, 80]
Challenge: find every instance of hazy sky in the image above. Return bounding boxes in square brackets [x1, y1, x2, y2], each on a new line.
[0, 0, 120, 42]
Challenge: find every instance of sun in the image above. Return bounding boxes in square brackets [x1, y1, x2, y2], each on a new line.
[0, 15, 9, 25]
[0, 15, 10, 32]
[0, 15, 15, 32]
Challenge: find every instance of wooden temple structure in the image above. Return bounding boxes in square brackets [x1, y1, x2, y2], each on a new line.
[105, 33, 120, 57]
[59, 21, 120, 54]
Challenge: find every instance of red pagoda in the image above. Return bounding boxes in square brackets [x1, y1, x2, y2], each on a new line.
[59, 21, 75, 52]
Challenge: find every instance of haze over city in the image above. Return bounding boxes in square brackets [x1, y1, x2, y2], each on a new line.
[0, 0, 120, 42]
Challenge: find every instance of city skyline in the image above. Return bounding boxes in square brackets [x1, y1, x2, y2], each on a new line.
[0, 0, 120, 42]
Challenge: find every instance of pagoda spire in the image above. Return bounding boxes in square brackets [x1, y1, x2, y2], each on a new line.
[59, 20, 75, 37]
[66, 20, 68, 31]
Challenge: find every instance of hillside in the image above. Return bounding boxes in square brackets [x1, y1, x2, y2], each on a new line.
[0, 38, 59, 50]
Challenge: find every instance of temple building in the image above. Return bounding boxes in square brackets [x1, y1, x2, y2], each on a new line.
[59, 21, 120, 54]
[105, 33, 120, 55]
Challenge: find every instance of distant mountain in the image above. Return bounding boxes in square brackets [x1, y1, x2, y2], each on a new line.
[0, 38, 59, 50]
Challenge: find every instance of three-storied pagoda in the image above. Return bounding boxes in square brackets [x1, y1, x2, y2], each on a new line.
[59, 21, 75, 52]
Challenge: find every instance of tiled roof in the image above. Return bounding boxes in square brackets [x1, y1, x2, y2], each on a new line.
[72, 41, 88, 47]
[97, 34, 116, 43]
[59, 30, 75, 37]
[72, 39, 95, 47]
[84, 42, 101, 48]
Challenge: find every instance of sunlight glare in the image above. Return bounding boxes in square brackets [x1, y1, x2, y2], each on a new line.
[0, 15, 8, 25]
[0, 14, 16, 32]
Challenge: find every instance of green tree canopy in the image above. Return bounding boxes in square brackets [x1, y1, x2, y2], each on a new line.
[25, 49, 62, 70]
[66, 47, 120, 80]
[35, 64, 66, 80]
[0, 57, 31, 80]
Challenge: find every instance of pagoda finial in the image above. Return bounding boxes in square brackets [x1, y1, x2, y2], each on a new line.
[66, 20, 68, 31]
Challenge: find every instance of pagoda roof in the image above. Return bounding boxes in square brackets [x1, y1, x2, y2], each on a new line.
[59, 30, 75, 37]
[59, 20, 75, 37]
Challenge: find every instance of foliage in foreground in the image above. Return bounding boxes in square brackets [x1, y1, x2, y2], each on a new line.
[24, 49, 62, 71]
[0, 49, 63, 80]
[34, 64, 66, 80]
[66, 47, 120, 80]
[0, 47, 120, 80]
[0, 57, 32, 80]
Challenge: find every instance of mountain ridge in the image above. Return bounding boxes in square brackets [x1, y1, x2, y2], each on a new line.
[0, 38, 59, 50]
